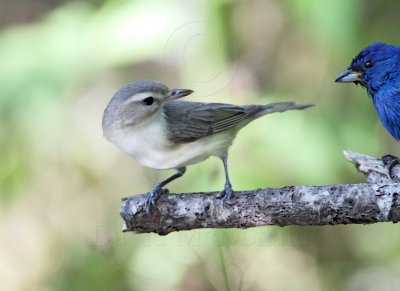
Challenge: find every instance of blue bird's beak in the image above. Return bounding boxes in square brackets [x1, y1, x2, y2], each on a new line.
[335, 68, 361, 83]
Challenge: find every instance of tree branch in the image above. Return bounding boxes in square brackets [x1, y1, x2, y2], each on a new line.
[120, 151, 400, 235]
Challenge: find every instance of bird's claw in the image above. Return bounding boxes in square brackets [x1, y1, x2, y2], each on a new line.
[382, 154, 400, 181]
[217, 182, 234, 204]
[144, 186, 169, 213]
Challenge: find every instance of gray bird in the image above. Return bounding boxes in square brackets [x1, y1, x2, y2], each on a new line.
[102, 80, 313, 211]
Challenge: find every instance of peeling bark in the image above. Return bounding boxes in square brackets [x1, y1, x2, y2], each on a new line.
[120, 151, 400, 235]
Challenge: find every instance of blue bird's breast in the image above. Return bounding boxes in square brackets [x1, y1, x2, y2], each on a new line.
[371, 87, 400, 141]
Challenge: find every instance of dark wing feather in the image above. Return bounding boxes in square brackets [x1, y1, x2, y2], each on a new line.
[163, 101, 248, 143]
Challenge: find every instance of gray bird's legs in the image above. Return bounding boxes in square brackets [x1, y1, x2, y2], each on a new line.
[145, 167, 186, 212]
[217, 154, 234, 201]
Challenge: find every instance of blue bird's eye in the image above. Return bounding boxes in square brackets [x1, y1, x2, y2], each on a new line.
[142, 97, 154, 106]
[364, 61, 373, 69]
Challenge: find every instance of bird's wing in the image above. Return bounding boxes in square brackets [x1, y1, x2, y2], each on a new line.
[163, 101, 248, 143]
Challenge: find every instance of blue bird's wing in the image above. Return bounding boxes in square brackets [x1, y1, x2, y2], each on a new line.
[163, 101, 248, 143]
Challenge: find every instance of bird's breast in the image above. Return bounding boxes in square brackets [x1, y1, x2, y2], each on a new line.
[107, 115, 175, 168]
[372, 89, 400, 140]
[106, 115, 235, 170]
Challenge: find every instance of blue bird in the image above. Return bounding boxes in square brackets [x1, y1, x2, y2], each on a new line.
[335, 42, 400, 140]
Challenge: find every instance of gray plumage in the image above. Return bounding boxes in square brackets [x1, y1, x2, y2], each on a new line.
[163, 101, 311, 143]
[102, 80, 314, 211]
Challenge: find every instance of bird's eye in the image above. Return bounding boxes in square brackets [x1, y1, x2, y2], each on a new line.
[142, 97, 154, 106]
[364, 61, 373, 69]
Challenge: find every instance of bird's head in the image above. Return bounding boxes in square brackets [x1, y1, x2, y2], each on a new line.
[335, 42, 400, 93]
[102, 80, 193, 131]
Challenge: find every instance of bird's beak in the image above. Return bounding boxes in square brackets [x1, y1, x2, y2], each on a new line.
[335, 68, 362, 83]
[164, 88, 194, 102]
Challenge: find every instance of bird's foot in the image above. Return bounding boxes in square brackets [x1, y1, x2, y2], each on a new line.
[144, 185, 169, 213]
[382, 154, 400, 181]
[217, 182, 234, 204]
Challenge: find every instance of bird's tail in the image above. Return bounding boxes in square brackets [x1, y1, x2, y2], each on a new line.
[246, 102, 314, 118]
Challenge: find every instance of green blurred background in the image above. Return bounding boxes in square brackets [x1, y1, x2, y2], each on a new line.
[2, 0, 400, 290]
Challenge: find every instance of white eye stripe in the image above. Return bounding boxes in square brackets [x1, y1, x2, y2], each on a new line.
[129, 92, 162, 102]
